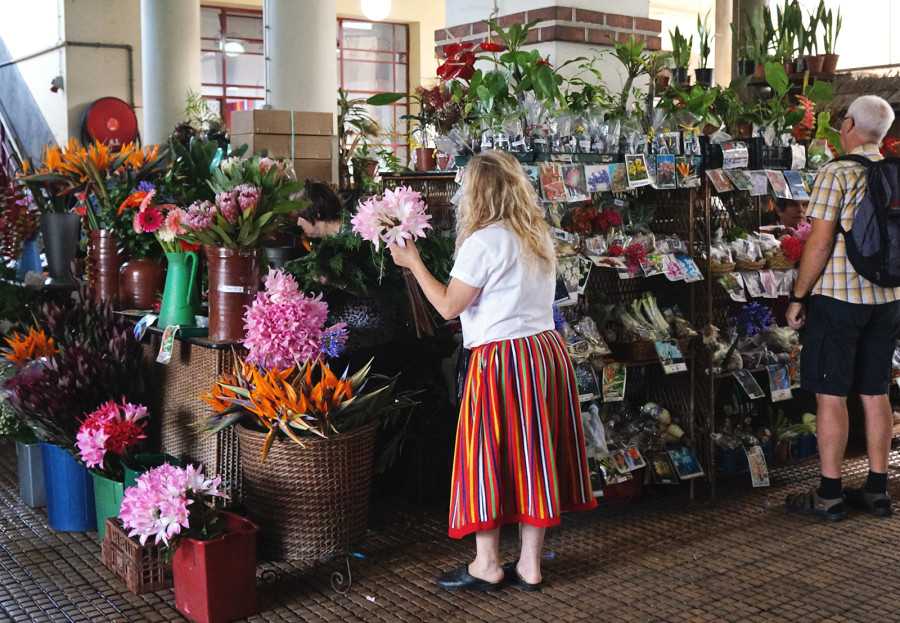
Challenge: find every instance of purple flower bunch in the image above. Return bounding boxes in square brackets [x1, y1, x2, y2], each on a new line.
[119, 463, 227, 548]
[242, 268, 348, 370]
[726, 302, 775, 338]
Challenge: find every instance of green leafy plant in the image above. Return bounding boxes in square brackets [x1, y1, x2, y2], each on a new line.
[696, 10, 713, 69]
[740, 6, 768, 65]
[669, 26, 693, 68]
[610, 35, 649, 119]
[800, 5, 819, 56]
[772, 0, 802, 62]
[819, 0, 841, 54]
[564, 51, 615, 115]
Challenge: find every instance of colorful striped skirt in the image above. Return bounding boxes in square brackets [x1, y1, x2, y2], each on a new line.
[448, 330, 597, 538]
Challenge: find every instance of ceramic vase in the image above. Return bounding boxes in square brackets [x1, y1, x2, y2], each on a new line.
[157, 251, 200, 328]
[119, 257, 165, 311]
[42, 212, 81, 287]
[203, 246, 261, 342]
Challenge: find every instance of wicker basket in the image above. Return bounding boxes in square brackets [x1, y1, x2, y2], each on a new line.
[609, 336, 693, 364]
[236, 420, 378, 561]
[709, 259, 736, 274]
[765, 252, 796, 270]
[101, 518, 173, 595]
[734, 258, 766, 271]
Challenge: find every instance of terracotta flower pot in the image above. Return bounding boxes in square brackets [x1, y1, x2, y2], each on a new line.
[804, 54, 825, 74]
[822, 53, 840, 74]
[754, 63, 767, 80]
[203, 246, 261, 342]
[414, 146, 437, 172]
[119, 256, 165, 311]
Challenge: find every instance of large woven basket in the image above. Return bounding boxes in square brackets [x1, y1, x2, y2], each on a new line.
[236, 420, 379, 561]
[765, 252, 796, 270]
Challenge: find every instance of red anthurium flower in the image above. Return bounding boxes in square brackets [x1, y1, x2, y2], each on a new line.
[480, 42, 506, 52]
[536, 59, 552, 67]
[179, 240, 201, 253]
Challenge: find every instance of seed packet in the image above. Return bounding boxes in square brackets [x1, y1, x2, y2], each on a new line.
[675, 156, 701, 188]
[157, 324, 179, 364]
[655, 338, 687, 374]
[748, 170, 769, 196]
[733, 368, 765, 399]
[767, 363, 792, 402]
[561, 163, 589, 201]
[625, 154, 652, 188]
[609, 162, 629, 193]
[623, 446, 646, 471]
[538, 161, 567, 201]
[655, 154, 676, 189]
[716, 272, 747, 302]
[585, 164, 611, 192]
[765, 170, 792, 199]
[745, 444, 770, 487]
[134, 314, 158, 341]
[649, 451, 679, 484]
[574, 361, 600, 401]
[601, 362, 626, 402]
[668, 445, 704, 480]
[522, 164, 541, 196]
[782, 170, 810, 200]
[640, 251, 666, 276]
[706, 168, 734, 193]
[724, 168, 753, 191]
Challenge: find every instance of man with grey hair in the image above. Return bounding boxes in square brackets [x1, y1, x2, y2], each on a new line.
[785, 95, 899, 521]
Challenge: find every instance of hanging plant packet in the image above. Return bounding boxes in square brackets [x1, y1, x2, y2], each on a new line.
[724, 168, 753, 192]
[538, 161, 567, 201]
[625, 154, 652, 188]
[706, 168, 734, 193]
[655, 154, 676, 189]
[765, 170, 792, 199]
[585, 164, 610, 192]
[640, 251, 666, 276]
[782, 170, 810, 200]
[733, 368, 765, 399]
[649, 452, 678, 484]
[758, 269, 778, 298]
[663, 254, 687, 281]
[668, 445, 704, 480]
[609, 163, 629, 193]
[574, 360, 600, 402]
[156, 324, 178, 365]
[655, 338, 687, 374]
[675, 254, 703, 282]
[601, 363, 626, 402]
[623, 446, 646, 471]
[717, 272, 747, 302]
[675, 156, 701, 188]
[767, 363, 793, 402]
[561, 163, 589, 202]
[522, 165, 542, 196]
[744, 445, 770, 487]
[746, 170, 768, 196]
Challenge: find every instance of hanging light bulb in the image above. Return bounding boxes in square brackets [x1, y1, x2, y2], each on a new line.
[360, 0, 391, 21]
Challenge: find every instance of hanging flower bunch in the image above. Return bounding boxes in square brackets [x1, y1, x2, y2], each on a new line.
[2, 328, 58, 366]
[351, 185, 432, 251]
[119, 463, 227, 561]
[0, 183, 38, 264]
[118, 181, 197, 254]
[242, 268, 347, 371]
[76, 398, 148, 480]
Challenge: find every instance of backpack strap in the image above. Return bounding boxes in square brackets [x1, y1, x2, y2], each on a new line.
[832, 153, 875, 168]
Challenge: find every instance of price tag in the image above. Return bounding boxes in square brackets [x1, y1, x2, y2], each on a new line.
[218, 284, 245, 293]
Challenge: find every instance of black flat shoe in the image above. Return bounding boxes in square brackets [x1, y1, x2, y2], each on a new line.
[435, 565, 502, 592]
[501, 562, 542, 591]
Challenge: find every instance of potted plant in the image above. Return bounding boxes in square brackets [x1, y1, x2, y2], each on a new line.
[669, 25, 693, 85]
[695, 10, 714, 84]
[820, 0, 841, 74]
[772, 0, 802, 75]
[178, 155, 303, 341]
[337, 88, 381, 190]
[611, 35, 650, 120]
[799, 4, 822, 74]
[2, 287, 144, 531]
[197, 268, 417, 560]
[75, 398, 150, 540]
[119, 463, 258, 623]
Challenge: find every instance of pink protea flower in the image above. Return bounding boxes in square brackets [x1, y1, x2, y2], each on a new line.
[258, 157, 285, 177]
[182, 200, 216, 232]
[242, 268, 332, 370]
[235, 184, 261, 215]
[351, 185, 432, 251]
[215, 190, 239, 224]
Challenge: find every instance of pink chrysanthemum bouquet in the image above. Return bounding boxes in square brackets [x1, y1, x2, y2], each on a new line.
[76, 398, 149, 480]
[351, 186, 432, 251]
[351, 186, 435, 337]
[119, 463, 228, 561]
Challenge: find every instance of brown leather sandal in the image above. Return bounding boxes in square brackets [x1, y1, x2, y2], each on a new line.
[784, 488, 847, 521]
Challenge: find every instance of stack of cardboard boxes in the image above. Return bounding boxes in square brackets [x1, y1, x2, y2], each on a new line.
[230, 109, 337, 184]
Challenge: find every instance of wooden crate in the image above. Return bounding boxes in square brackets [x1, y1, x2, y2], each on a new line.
[101, 518, 173, 595]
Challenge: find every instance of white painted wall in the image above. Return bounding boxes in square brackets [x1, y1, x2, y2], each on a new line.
[445, 0, 649, 26]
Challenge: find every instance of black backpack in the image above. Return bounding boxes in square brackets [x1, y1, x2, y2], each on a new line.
[832, 154, 900, 287]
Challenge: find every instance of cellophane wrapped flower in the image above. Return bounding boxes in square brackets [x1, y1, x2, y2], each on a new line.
[351, 185, 432, 251]
[242, 268, 347, 370]
[76, 398, 148, 479]
[119, 463, 227, 561]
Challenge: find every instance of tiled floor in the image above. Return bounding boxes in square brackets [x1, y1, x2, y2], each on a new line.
[2, 441, 899, 622]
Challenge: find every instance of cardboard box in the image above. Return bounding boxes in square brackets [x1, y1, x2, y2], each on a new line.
[230, 133, 335, 160]
[292, 158, 338, 184]
[231, 110, 333, 136]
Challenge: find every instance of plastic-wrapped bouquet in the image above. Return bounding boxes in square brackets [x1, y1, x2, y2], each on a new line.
[76, 398, 149, 480]
[119, 463, 227, 561]
[351, 185, 432, 251]
[242, 268, 347, 371]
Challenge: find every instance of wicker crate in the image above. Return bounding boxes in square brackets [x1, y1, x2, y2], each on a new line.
[101, 518, 173, 595]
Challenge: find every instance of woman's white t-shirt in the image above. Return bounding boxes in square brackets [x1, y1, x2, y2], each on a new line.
[449, 223, 555, 348]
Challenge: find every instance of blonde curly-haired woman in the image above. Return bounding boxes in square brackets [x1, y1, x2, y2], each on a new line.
[389, 150, 596, 592]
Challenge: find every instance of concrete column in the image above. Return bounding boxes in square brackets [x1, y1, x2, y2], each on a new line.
[264, 0, 336, 120]
[140, 0, 200, 144]
[714, 0, 733, 86]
